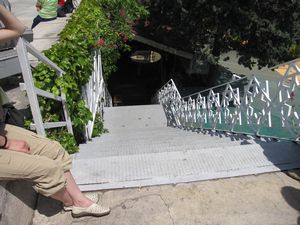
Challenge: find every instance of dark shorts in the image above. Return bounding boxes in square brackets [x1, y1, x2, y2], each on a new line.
[31, 15, 57, 29]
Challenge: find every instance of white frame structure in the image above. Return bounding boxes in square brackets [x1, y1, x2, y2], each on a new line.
[159, 59, 300, 142]
[82, 50, 112, 140]
[16, 38, 73, 136]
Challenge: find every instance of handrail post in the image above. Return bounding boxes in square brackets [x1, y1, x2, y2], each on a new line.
[16, 38, 46, 136]
[83, 50, 112, 140]
[58, 71, 73, 134]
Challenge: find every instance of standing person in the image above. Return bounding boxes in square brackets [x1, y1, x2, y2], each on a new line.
[57, 0, 66, 17]
[31, 0, 57, 29]
[57, 0, 65, 9]
[0, 5, 111, 218]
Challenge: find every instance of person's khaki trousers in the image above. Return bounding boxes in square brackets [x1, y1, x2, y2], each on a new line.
[0, 124, 72, 196]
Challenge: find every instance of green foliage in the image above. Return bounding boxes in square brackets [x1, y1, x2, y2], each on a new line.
[47, 128, 79, 154]
[289, 44, 300, 58]
[92, 112, 108, 138]
[32, 0, 147, 153]
[141, 0, 300, 68]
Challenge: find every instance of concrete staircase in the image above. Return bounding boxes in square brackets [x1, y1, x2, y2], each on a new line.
[72, 104, 300, 191]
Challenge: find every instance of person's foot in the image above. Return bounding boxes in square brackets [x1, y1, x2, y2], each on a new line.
[72, 203, 110, 218]
[63, 192, 99, 211]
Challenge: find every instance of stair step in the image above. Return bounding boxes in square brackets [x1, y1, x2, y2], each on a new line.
[104, 105, 167, 132]
[74, 141, 300, 191]
[77, 135, 259, 159]
[75, 104, 297, 191]
[100, 129, 250, 141]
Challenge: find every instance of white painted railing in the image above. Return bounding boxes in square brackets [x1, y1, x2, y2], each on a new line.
[16, 38, 112, 140]
[16, 38, 73, 136]
[82, 50, 112, 140]
[159, 59, 300, 142]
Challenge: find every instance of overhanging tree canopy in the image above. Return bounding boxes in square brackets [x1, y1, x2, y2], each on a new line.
[137, 0, 300, 69]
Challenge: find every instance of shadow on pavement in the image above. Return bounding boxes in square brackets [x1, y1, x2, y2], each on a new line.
[281, 186, 300, 225]
[35, 195, 62, 217]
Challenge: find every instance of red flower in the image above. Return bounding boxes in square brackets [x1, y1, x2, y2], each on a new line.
[96, 38, 105, 47]
[123, 35, 128, 42]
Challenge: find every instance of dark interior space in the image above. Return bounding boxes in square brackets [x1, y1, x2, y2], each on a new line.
[108, 41, 165, 106]
[107, 40, 234, 106]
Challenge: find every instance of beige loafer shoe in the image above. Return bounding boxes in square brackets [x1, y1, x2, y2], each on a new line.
[72, 203, 110, 218]
[63, 192, 100, 211]
[85, 192, 99, 203]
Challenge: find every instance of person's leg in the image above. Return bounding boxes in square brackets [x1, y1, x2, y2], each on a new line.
[50, 186, 73, 207]
[4, 124, 93, 207]
[31, 15, 43, 29]
[0, 149, 67, 198]
[3, 125, 110, 216]
[31, 15, 57, 29]
[0, 149, 88, 208]
[64, 171, 93, 207]
[4, 124, 71, 170]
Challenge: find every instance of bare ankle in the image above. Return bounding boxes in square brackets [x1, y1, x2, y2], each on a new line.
[73, 197, 93, 208]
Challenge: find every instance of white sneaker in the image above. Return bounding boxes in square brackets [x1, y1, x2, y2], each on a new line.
[63, 192, 99, 211]
[72, 203, 110, 218]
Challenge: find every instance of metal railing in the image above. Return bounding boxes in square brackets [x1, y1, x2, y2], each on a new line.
[16, 38, 73, 136]
[158, 59, 300, 142]
[82, 50, 112, 140]
[16, 38, 112, 140]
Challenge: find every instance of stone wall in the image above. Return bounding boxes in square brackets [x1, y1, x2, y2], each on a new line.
[0, 181, 38, 225]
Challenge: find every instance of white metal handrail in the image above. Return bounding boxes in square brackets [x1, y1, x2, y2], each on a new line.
[159, 59, 300, 141]
[16, 38, 73, 136]
[82, 50, 112, 140]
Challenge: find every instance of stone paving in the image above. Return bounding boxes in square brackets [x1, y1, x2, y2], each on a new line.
[32, 172, 300, 225]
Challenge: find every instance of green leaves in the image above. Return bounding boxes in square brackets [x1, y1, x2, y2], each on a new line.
[31, 0, 147, 153]
[71, 100, 92, 128]
[142, 0, 300, 68]
[47, 128, 79, 154]
[92, 112, 108, 138]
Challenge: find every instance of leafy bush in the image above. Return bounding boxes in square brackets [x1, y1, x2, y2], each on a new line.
[32, 0, 147, 153]
[92, 112, 108, 138]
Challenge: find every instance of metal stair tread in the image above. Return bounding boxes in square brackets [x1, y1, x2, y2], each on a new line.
[103, 105, 167, 132]
[73, 141, 299, 191]
[76, 138, 259, 159]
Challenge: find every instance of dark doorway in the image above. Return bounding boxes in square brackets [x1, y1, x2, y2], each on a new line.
[108, 41, 164, 106]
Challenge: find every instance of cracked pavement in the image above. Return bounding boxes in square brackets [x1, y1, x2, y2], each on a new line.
[32, 172, 300, 225]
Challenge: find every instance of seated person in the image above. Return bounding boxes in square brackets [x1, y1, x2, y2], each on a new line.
[0, 5, 110, 218]
[31, 0, 57, 29]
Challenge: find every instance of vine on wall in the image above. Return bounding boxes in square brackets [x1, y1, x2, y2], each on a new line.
[32, 0, 148, 153]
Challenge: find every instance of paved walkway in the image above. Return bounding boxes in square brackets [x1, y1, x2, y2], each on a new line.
[9, 1, 300, 225]
[10, 0, 69, 52]
[32, 172, 300, 225]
